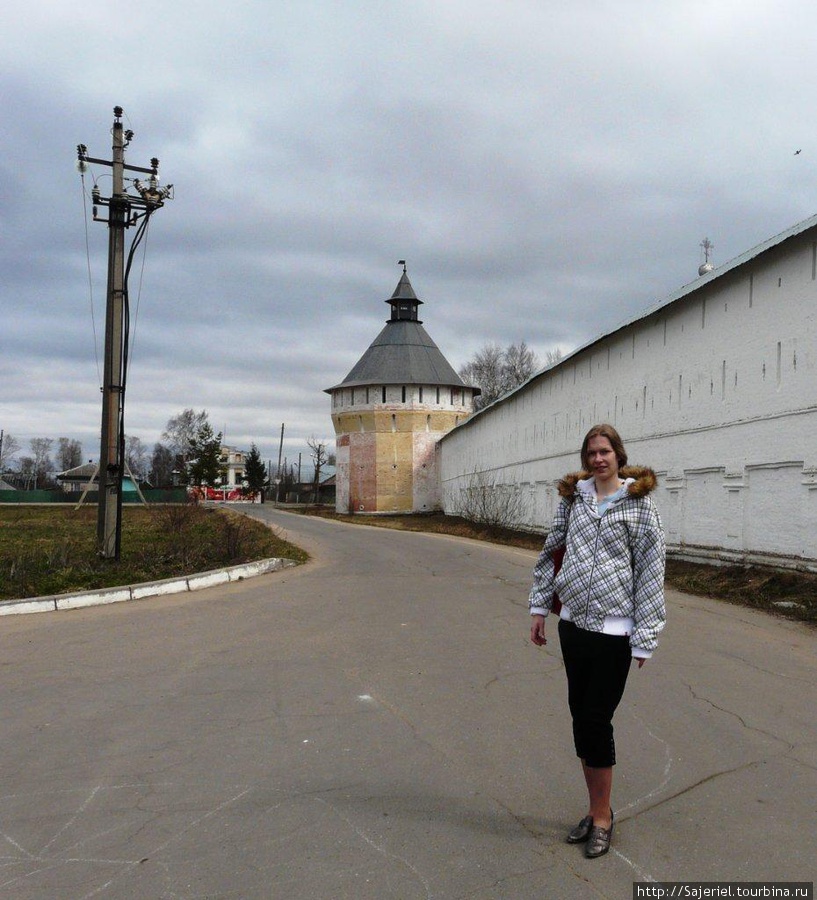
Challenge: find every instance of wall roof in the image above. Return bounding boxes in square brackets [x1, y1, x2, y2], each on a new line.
[444, 210, 817, 432]
[634, 210, 817, 325]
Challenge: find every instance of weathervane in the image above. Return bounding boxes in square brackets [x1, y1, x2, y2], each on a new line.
[698, 237, 714, 276]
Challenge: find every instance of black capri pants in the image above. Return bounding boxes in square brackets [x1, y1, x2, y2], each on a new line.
[558, 618, 632, 768]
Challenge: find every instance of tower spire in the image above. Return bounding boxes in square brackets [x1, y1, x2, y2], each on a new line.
[386, 260, 423, 322]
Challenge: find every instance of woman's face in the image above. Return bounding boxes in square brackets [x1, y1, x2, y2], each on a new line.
[586, 435, 619, 482]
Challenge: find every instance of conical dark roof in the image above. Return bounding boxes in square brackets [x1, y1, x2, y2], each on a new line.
[327, 320, 466, 391]
[388, 270, 423, 306]
[325, 269, 467, 392]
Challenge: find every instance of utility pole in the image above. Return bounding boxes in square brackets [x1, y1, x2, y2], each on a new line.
[276, 423, 285, 504]
[78, 106, 173, 559]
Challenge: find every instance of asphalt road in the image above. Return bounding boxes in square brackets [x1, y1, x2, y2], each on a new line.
[0, 508, 814, 899]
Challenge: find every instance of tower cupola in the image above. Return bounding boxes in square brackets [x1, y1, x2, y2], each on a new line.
[387, 261, 423, 323]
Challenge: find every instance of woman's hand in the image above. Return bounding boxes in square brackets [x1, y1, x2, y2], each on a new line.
[530, 614, 547, 646]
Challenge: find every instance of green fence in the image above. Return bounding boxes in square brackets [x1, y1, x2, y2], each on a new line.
[0, 489, 188, 504]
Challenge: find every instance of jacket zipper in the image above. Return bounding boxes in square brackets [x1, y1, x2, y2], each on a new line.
[583, 510, 603, 629]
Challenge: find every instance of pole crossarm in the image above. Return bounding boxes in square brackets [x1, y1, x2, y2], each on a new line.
[79, 154, 159, 176]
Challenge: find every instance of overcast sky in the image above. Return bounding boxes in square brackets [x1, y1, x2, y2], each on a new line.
[3, 0, 816, 474]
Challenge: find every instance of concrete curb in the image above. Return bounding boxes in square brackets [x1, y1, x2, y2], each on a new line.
[0, 557, 298, 617]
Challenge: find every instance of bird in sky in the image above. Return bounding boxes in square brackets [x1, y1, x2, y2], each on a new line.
[794, 149, 802, 155]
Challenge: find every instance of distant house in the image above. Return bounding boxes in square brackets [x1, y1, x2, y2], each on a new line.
[218, 446, 246, 487]
[319, 474, 336, 505]
[56, 463, 140, 495]
[282, 473, 336, 505]
[0, 478, 16, 492]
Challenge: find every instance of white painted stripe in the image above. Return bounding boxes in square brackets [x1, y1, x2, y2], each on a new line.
[130, 579, 189, 599]
[0, 599, 56, 616]
[57, 589, 131, 610]
[0, 558, 298, 616]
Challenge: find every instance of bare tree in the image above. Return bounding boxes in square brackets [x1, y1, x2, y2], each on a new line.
[0, 432, 20, 471]
[503, 341, 539, 388]
[28, 438, 54, 490]
[545, 347, 564, 366]
[150, 442, 175, 487]
[307, 436, 331, 504]
[162, 409, 209, 467]
[459, 343, 505, 410]
[457, 469, 525, 531]
[57, 437, 83, 471]
[16, 456, 36, 490]
[124, 435, 149, 481]
[459, 341, 541, 411]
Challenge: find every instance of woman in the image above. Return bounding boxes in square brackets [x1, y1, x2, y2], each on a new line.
[529, 424, 666, 859]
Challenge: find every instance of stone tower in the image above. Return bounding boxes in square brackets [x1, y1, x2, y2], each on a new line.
[326, 265, 479, 514]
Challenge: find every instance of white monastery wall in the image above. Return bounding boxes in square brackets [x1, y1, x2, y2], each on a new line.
[440, 228, 817, 569]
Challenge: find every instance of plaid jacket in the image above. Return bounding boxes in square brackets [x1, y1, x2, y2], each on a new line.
[529, 466, 666, 654]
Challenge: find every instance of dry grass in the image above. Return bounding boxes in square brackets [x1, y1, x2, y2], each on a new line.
[300, 507, 816, 625]
[301, 506, 544, 549]
[0, 505, 307, 602]
[664, 559, 817, 624]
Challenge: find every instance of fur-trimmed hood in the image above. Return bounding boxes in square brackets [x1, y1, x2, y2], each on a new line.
[557, 466, 658, 500]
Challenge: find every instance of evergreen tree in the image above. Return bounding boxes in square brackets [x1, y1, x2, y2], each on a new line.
[242, 443, 267, 500]
[187, 423, 224, 487]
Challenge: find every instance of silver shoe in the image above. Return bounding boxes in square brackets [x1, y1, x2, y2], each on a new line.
[566, 815, 593, 843]
[585, 810, 614, 858]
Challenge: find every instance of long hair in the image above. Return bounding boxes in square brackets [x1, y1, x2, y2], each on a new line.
[580, 423, 628, 470]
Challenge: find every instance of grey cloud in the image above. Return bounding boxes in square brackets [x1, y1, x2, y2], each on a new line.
[5, 2, 817, 467]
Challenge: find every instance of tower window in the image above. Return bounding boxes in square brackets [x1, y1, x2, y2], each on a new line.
[402, 385, 406, 403]
[382, 386, 387, 403]
[419, 386, 424, 402]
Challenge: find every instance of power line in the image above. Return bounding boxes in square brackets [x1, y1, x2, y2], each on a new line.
[79, 172, 102, 387]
